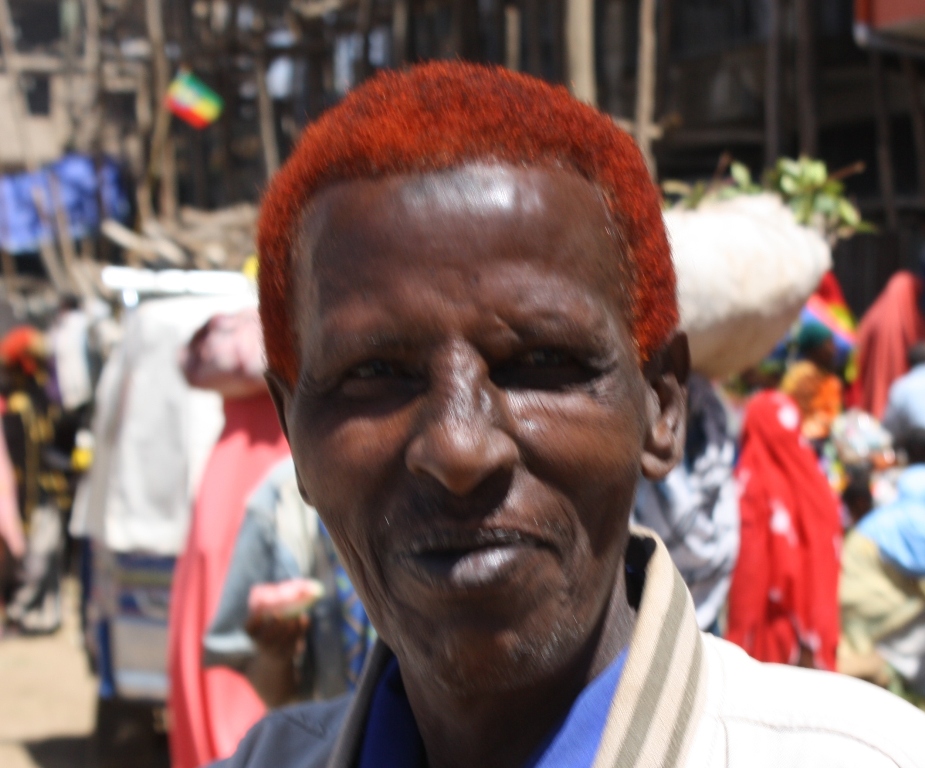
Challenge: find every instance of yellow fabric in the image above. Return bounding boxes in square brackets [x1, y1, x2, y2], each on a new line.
[839, 530, 925, 658]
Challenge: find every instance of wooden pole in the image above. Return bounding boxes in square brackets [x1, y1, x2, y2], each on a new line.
[0, 0, 70, 292]
[634, 0, 658, 177]
[48, 175, 93, 298]
[451, 0, 480, 60]
[392, 0, 409, 67]
[871, 52, 898, 230]
[256, 50, 281, 179]
[82, 0, 107, 214]
[655, 0, 673, 117]
[143, 0, 177, 222]
[353, 0, 373, 84]
[550, 0, 564, 83]
[764, 0, 781, 168]
[505, 5, 521, 72]
[565, 0, 596, 104]
[794, 0, 818, 156]
[523, 0, 541, 77]
[902, 57, 925, 204]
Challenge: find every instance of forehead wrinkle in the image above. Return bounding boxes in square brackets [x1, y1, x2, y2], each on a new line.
[291, 167, 638, 376]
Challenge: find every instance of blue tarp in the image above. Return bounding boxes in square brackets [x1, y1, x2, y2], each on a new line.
[0, 154, 131, 255]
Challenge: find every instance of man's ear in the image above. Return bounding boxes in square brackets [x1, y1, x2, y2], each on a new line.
[265, 370, 312, 505]
[265, 370, 293, 443]
[640, 332, 690, 482]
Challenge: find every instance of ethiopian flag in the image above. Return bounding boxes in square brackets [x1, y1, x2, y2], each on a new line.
[166, 71, 223, 129]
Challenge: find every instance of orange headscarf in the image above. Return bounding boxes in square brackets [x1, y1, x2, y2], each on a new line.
[0, 326, 45, 376]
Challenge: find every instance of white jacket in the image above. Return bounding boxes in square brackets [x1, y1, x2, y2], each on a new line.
[687, 635, 923, 766]
[589, 529, 924, 768]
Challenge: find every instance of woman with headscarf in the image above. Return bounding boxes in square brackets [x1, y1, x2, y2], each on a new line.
[780, 322, 843, 443]
[167, 308, 291, 768]
[852, 271, 925, 419]
[726, 390, 842, 670]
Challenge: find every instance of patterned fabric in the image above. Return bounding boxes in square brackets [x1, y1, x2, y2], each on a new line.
[318, 522, 375, 688]
[726, 391, 842, 670]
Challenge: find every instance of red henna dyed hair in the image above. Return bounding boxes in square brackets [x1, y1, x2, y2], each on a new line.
[258, 61, 676, 385]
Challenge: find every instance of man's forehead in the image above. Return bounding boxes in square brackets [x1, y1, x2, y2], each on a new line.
[289, 164, 632, 346]
[296, 164, 612, 242]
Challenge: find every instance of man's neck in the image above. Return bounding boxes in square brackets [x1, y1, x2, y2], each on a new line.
[399, 569, 636, 768]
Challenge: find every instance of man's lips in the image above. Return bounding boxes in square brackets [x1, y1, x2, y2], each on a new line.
[396, 528, 553, 591]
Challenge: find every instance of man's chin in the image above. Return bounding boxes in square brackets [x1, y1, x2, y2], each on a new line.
[396, 619, 586, 697]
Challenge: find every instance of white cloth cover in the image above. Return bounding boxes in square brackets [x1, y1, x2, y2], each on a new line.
[70, 294, 254, 554]
[666, 194, 831, 379]
[51, 308, 93, 411]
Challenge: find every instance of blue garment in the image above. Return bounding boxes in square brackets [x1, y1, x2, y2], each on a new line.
[0, 154, 130, 255]
[357, 648, 628, 768]
[858, 465, 925, 577]
[883, 365, 925, 442]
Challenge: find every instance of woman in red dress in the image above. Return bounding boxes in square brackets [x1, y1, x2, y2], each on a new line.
[726, 390, 842, 670]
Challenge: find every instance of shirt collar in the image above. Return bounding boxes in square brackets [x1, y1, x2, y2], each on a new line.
[328, 528, 707, 768]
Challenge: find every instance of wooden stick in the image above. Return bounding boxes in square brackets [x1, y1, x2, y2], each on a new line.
[565, 0, 596, 105]
[256, 50, 281, 179]
[29, 188, 71, 291]
[655, 0, 673, 117]
[522, 0, 541, 77]
[143, 0, 177, 222]
[902, 57, 925, 205]
[392, 0, 409, 67]
[794, 0, 818, 157]
[505, 5, 521, 72]
[871, 51, 898, 230]
[764, 0, 781, 168]
[354, 0, 374, 84]
[1, 248, 19, 300]
[634, 0, 657, 178]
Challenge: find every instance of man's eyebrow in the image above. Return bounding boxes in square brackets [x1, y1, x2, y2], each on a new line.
[316, 330, 423, 364]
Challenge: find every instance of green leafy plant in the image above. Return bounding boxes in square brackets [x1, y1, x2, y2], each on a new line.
[764, 157, 874, 240]
[662, 155, 874, 242]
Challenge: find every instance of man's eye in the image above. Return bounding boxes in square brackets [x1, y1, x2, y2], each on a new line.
[491, 348, 595, 390]
[520, 349, 570, 367]
[349, 360, 399, 379]
[338, 360, 422, 402]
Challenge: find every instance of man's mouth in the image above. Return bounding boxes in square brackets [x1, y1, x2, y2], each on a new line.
[398, 529, 550, 590]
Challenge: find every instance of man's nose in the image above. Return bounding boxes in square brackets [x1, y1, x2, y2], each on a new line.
[405, 344, 518, 497]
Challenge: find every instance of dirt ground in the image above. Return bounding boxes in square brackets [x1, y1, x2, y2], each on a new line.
[0, 578, 169, 768]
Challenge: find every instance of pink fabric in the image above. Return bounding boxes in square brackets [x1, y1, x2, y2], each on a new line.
[167, 394, 290, 768]
[0, 426, 24, 559]
[853, 272, 925, 419]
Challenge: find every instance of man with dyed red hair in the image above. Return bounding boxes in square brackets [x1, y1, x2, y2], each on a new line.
[216, 63, 923, 768]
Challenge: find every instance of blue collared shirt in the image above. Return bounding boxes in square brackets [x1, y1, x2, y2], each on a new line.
[357, 648, 628, 768]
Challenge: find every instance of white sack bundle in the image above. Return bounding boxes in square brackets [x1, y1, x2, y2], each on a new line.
[664, 193, 831, 380]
